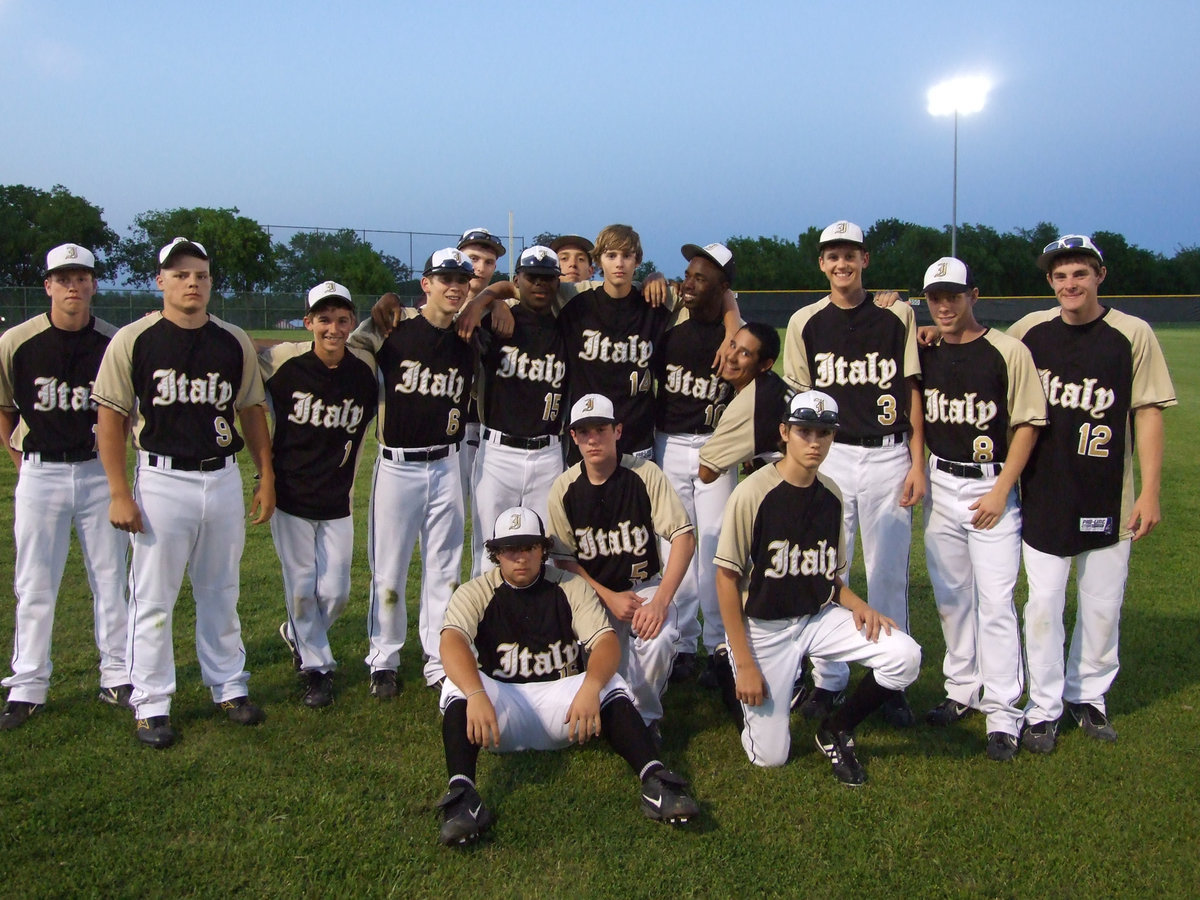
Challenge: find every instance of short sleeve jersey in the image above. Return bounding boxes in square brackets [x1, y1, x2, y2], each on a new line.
[442, 566, 613, 683]
[783, 296, 920, 440]
[92, 313, 264, 457]
[698, 371, 793, 475]
[477, 304, 568, 438]
[0, 313, 117, 454]
[348, 310, 475, 448]
[259, 343, 378, 520]
[653, 306, 733, 435]
[547, 455, 693, 592]
[1009, 307, 1176, 556]
[557, 286, 671, 454]
[919, 328, 1048, 464]
[714, 465, 846, 620]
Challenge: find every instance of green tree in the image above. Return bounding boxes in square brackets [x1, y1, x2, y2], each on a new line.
[635, 260, 659, 282]
[114, 206, 276, 291]
[725, 235, 816, 290]
[275, 229, 412, 296]
[532, 232, 560, 248]
[0, 184, 119, 286]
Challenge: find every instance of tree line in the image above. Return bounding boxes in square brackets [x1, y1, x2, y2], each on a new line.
[4, 184, 1198, 296]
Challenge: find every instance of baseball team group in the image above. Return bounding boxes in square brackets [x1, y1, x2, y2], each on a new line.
[0, 220, 1176, 845]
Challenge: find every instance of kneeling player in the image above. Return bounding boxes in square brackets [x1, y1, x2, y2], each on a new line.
[715, 391, 921, 784]
[436, 507, 699, 845]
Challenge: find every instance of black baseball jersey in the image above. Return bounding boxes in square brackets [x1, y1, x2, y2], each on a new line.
[92, 313, 263, 457]
[1010, 307, 1176, 556]
[714, 465, 847, 620]
[0, 313, 117, 455]
[477, 304, 568, 438]
[348, 309, 475, 448]
[919, 329, 1047, 464]
[548, 455, 693, 592]
[558, 286, 671, 455]
[442, 566, 612, 683]
[259, 343, 378, 520]
[698, 371, 793, 476]
[783, 296, 920, 441]
[653, 307, 733, 435]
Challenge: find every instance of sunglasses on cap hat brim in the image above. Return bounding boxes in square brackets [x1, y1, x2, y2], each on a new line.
[1037, 234, 1103, 270]
[458, 230, 506, 257]
[783, 408, 840, 428]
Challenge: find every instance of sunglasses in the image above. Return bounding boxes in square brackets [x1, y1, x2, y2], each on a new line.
[1042, 234, 1101, 256]
[461, 230, 498, 246]
[787, 408, 839, 426]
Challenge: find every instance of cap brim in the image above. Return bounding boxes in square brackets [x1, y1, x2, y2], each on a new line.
[485, 535, 550, 552]
[307, 296, 356, 313]
[570, 416, 614, 430]
[551, 236, 594, 253]
[517, 265, 561, 276]
[45, 264, 94, 275]
[923, 280, 972, 293]
[458, 239, 506, 259]
[1036, 247, 1102, 271]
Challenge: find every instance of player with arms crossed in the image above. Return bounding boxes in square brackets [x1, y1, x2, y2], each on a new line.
[0, 244, 130, 730]
[93, 238, 274, 748]
[548, 394, 695, 735]
[715, 390, 921, 783]
[1012, 235, 1175, 753]
[782, 220, 925, 727]
[435, 506, 699, 845]
[350, 249, 477, 696]
[918, 258, 1047, 761]
[260, 281, 377, 708]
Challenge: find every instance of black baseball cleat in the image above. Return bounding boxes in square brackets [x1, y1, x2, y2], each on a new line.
[986, 731, 1020, 762]
[640, 768, 699, 825]
[437, 782, 493, 846]
[815, 726, 867, 786]
[136, 715, 176, 749]
[880, 691, 916, 728]
[1067, 702, 1118, 742]
[220, 697, 266, 725]
[697, 654, 720, 689]
[279, 622, 302, 671]
[302, 671, 334, 708]
[98, 684, 134, 708]
[669, 653, 696, 684]
[0, 700, 41, 731]
[371, 670, 399, 699]
[1021, 719, 1059, 755]
[926, 697, 973, 727]
[797, 687, 844, 720]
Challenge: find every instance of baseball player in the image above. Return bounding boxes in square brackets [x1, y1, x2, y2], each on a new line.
[0, 243, 130, 731]
[349, 248, 477, 696]
[550, 234, 594, 283]
[93, 237, 274, 749]
[782, 220, 925, 728]
[715, 390, 922, 783]
[456, 228, 506, 519]
[652, 243, 738, 682]
[918, 257, 1047, 761]
[436, 506, 699, 845]
[547, 394, 695, 733]
[1012, 234, 1175, 753]
[259, 281, 378, 708]
[469, 246, 568, 577]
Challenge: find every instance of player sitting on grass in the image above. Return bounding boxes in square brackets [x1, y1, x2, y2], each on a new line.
[436, 506, 699, 846]
[715, 390, 921, 784]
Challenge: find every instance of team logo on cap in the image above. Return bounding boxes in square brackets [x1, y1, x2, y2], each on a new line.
[65, 246, 78, 260]
[812, 396, 828, 413]
[323, 281, 336, 293]
[833, 223, 848, 235]
[509, 511, 523, 531]
[933, 260, 948, 278]
[581, 397, 594, 413]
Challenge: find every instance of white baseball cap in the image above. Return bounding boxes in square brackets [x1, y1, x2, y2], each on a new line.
[457, 227, 506, 259]
[158, 237, 209, 267]
[1037, 234, 1104, 272]
[45, 243, 96, 275]
[569, 393, 616, 429]
[782, 390, 840, 429]
[515, 245, 562, 275]
[423, 247, 476, 278]
[681, 242, 736, 284]
[306, 280, 354, 312]
[485, 506, 551, 552]
[818, 220, 865, 250]
[922, 257, 975, 293]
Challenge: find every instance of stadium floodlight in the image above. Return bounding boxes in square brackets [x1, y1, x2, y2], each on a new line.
[927, 76, 991, 258]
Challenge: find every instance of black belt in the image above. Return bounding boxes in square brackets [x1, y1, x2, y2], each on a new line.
[482, 427, 555, 450]
[381, 445, 454, 462]
[835, 434, 900, 448]
[935, 458, 1001, 479]
[23, 450, 97, 463]
[147, 453, 233, 472]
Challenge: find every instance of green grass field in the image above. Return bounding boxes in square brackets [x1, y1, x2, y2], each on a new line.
[1, 328, 1197, 898]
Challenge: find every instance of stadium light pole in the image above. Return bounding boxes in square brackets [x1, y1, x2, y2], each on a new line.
[927, 76, 990, 258]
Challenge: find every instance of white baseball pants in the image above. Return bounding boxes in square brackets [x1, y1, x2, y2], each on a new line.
[654, 431, 735, 654]
[271, 509, 353, 674]
[366, 447, 464, 686]
[4, 457, 128, 704]
[924, 462, 1024, 736]
[604, 581, 680, 725]
[470, 435, 562, 577]
[1022, 539, 1131, 725]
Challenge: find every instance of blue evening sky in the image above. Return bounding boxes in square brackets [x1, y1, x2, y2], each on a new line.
[3, 0, 1198, 280]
